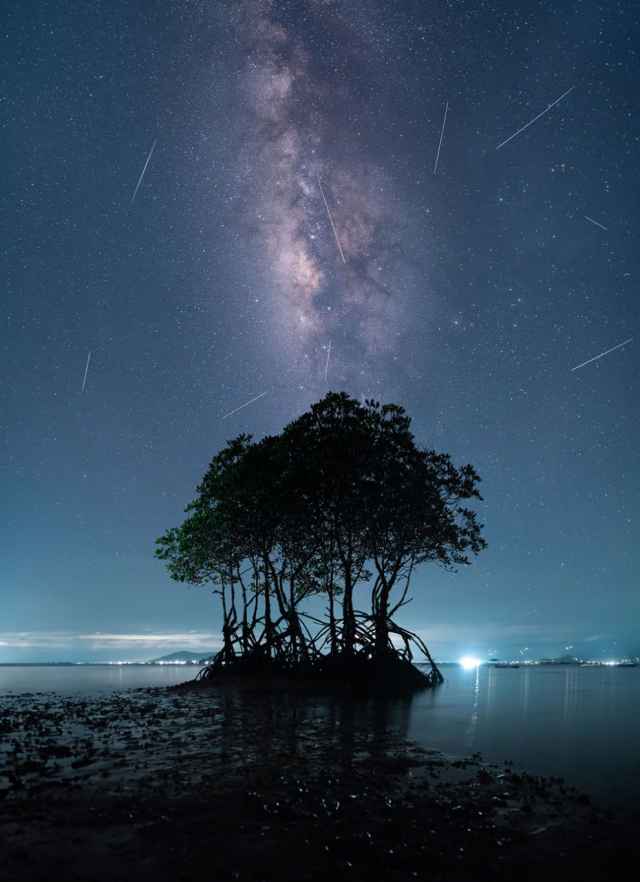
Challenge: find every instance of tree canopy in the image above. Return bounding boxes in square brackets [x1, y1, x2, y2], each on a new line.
[155, 392, 486, 688]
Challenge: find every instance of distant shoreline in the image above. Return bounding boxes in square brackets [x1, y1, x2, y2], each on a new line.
[0, 660, 636, 668]
[0, 662, 207, 667]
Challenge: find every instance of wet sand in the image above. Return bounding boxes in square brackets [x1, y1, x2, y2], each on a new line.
[1, 682, 637, 880]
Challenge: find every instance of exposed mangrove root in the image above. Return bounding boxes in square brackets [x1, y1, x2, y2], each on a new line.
[193, 612, 443, 692]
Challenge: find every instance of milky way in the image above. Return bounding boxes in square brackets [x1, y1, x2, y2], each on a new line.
[233, 0, 425, 392]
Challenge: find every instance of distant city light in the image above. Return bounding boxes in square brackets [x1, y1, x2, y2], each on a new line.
[459, 656, 482, 670]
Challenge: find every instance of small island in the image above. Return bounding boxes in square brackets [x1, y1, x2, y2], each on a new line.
[155, 392, 486, 692]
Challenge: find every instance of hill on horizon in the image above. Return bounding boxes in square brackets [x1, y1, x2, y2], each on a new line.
[150, 651, 215, 663]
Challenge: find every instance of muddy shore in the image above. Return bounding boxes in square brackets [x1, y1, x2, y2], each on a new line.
[0, 681, 637, 881]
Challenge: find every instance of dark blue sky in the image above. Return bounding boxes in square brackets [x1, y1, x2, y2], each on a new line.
[3, 0, 638, 662]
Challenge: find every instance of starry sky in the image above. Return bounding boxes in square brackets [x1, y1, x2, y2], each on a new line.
[3, 0, 638, 663]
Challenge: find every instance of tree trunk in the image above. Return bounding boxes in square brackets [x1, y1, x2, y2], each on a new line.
[263, 562, 273, 658]
[221, 585, 234, 663]
[342, 569, 355, 657]
[240, 579, 249, 654]
[328, 587, 338, 656]
[374, 585, 391, 657]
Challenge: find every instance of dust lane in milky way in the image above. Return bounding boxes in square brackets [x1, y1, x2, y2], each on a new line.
[234, 1, 425, 393]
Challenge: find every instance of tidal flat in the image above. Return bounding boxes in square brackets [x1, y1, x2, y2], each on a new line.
[0, 683, 637, 881]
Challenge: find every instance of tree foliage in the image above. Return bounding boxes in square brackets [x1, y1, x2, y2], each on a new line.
[155, 392, 486, 687]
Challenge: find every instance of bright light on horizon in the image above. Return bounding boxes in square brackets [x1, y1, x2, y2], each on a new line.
[459, 655, 482, 670]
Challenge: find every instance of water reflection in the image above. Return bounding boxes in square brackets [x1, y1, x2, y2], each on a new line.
[1, 664, 638, 806]
[561, 667, 578, 725]
[210, 664, 640, 807]
[486, 665, 495, 716]
[521, 667, 530, 716]
[216, 686, 417, 776]
[464, 665, 480, 751]
[407, 664, 640, 805]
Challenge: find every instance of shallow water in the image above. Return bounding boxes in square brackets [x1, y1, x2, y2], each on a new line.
[409, 663, 640, 807]
[0, 663, 192, 694]
[1, 662, 638, 806]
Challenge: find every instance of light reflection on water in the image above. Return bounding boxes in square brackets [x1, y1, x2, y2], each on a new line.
[464, 664, 480, 751]
[1, 663, 638, 806]
[409, 663, 640, 805]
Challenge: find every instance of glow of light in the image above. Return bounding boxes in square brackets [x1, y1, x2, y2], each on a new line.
[459, 655, 482, 670]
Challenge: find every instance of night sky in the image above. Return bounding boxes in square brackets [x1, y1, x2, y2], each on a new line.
[3, 0, 638, 663]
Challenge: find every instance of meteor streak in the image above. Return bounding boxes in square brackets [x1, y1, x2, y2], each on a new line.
[81, 351, 92, 393]
[222, 390, 268, 420]
[324, 340, 332, 383]
[433, 100, 448, 175]
[496, 86, 575, 151]
[571, 337, 632, 372]
[317, 175, 346, 263]
[130, 139, 157, 204]
[584, 215, 608, 231]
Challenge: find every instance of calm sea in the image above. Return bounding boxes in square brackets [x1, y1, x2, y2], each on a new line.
[1, 663, 638, 806]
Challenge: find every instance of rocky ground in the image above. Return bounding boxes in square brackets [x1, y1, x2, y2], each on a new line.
[0, 682, 637, 881]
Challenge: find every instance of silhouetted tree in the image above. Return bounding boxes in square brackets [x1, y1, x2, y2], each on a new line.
[155, 392, 487, 688]
[155, 435, 254, 663]
[358, 401, 485, 661]
[281, 393, 374, 658]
